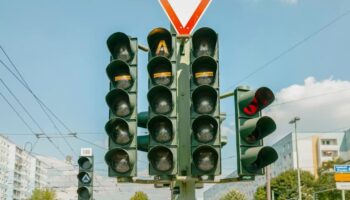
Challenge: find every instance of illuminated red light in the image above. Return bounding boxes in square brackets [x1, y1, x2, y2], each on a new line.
[243, 97, 259, 115]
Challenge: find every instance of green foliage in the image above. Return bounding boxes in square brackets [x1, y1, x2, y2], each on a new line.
[254, 169, 316, 200]
[130, 191, 149, 200]
[29, 188, 56, 200]
[219, 189, 247, 200]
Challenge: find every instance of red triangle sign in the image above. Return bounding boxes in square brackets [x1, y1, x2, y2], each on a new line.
[159, 0, 212, 35]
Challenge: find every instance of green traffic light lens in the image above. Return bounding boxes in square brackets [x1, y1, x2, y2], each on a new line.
[193, 146, 218, 172]
[192, 86, 217, 114]
[148, 86, 173, 115]
[106, 89, 133, 117]
[78, 157, 92, 170]
[148, 146, 173, 172]
[243, 146, 278, 173]
[148, 116, 173, 143]
[108, 150, 131, 174]
[192, 116, 218, 143]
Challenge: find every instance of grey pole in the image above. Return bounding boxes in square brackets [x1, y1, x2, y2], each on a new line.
[266, 165, 271, 200]
[289, 117, 301, 200]
[342, 190, 345, 200]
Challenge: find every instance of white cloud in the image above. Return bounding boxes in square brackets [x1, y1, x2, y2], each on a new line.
[265, 76, 350, 144]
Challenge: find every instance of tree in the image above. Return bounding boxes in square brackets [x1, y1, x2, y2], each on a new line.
[315, 158, 350, 199]
[219, 189, 247, 200]
[254, 169, 316, 200]
[29, 188, 56, 200]
[130, 191, 149, 200]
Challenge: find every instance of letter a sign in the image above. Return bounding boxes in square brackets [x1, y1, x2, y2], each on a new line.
[159, 0, 212, 35]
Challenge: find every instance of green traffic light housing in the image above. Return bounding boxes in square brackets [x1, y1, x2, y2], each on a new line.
[107, 32, 134, 62]
[192, 27, 218, 58]
[235, 86, 278, 177]
[147, 27, 172, 58]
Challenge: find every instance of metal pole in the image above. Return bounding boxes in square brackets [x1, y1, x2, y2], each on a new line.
[266, 165, 271, 200]
[342, 190, 345, 200]
[289, 117, 301, 200]
[272, 190, 275, 200]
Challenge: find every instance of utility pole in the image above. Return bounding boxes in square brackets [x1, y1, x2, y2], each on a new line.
[289, 117, 301, 200]
[266, 165, 271, 200]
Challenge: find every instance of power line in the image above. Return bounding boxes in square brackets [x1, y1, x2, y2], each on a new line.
[0, 46, 77, 158]
[223, 9, 350, 93]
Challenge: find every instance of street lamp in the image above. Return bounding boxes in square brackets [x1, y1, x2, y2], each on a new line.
[289, 117, 301, 200]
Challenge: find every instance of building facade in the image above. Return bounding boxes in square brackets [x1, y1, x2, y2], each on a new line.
[0, 135, 48, 200]
[204, 130, 350, 200]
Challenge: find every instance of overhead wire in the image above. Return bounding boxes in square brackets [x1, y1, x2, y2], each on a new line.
[0, 46, 77, 158]
[223, 9, 350, 93]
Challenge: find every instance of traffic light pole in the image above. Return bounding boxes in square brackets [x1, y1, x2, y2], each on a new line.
[173, 34, 196, 200]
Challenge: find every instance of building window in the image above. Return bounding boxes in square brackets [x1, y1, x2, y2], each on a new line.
[321, 139, 337, 145]
[322, 150, 338, 157]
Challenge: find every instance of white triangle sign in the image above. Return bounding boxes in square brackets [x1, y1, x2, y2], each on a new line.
[82, 174, 91, 183]
[159, 0, 212, 35]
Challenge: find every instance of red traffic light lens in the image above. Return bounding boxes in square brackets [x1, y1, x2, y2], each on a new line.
[243, 87, 275, 116]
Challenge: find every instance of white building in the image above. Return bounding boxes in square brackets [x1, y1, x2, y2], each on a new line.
[0, 135, 48, 200]
[204, 129, 350, 200]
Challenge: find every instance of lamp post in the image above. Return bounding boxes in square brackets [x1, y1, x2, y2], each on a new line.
[289, 117, 301, 200]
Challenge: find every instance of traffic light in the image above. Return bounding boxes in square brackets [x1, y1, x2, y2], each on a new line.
[146, 27, 177, 178]
[235, 86, 278, 176]
[190, 27, 221, 177]
[77, 156, 94, 200]
[104, 32, 138, 181]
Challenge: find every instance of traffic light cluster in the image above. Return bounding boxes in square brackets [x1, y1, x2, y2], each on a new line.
[190, 28, 221, 177]
[235, 86, 278, 177]
[146, 28, 177, 178]
[77, 156, 94, 200]
[104, 32, 138, 181]
[103, 27, 279, 182]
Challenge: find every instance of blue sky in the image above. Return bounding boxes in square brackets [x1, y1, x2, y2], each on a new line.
[1, 0, 350, 199]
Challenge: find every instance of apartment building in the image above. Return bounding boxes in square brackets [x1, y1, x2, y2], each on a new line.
[204, 129, 350, 200]
[0, 135, 48, 200]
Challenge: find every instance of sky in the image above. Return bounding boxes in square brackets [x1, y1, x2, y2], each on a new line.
[1, 0, 350, 199]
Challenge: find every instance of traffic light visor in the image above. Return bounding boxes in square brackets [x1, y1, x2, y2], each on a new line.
[106, 60, 133, 90]
[147, 27, 172, 57]
[242, 146, 278, 173]
[241, 87, 275, 116]
[241, 116, 276, 144]
[192, 27, 217, 58]
[147, 56, 173, 86]
[147, 86, 173, 115]
[192, 56, 217, 86]
[148, 115, 173, 143]
[192, 115, 218, 143]
[105, 118, 132, 145]
[107, 32, 133, 62]
[192, 85, 217, 114]
[78, 157, 92, 170]
[105, 148, 132, 174]
[106, 89, 132, 117]
[193, 146, 218, 172]
[148, 146, 174, 172]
